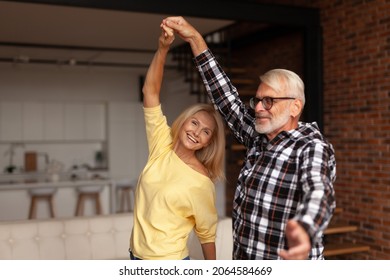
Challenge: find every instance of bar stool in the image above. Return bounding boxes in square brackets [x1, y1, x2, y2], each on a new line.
[116, 179, 137, 213]
[75, 185, 104, 216]
[28, 188, 57, 219]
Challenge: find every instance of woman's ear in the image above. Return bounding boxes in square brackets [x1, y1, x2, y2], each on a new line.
[290, 99, 303, 118]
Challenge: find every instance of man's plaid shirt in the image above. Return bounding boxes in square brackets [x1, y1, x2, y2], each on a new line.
[194, 49, 336, 260]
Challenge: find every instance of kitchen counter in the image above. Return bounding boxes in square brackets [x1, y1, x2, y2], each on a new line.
[0, 176, 118, 221]
[0, 177, 113, 191]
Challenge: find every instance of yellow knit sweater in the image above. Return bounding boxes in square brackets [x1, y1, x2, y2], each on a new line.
[130, 105, 217, 260]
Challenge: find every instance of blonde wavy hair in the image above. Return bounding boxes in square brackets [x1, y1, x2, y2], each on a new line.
[171, 103, 226, 182]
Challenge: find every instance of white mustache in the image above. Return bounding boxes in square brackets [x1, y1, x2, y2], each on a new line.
[255, 114, 270, 118]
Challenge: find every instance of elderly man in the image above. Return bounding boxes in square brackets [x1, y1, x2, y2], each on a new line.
[163, 16, 336, 260]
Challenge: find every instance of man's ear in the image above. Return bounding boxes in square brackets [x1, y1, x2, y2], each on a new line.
[290, 99, 303, 118]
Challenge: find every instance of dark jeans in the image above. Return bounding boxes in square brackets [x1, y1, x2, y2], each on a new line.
[129, 250, 190, 260]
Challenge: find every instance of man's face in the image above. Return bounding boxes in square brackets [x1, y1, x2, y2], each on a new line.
[254, 83, 294, 140]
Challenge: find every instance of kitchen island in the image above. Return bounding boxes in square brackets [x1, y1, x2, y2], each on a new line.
[0, 175, 117, 221]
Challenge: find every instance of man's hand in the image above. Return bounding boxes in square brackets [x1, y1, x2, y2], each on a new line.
[278, 220, 311, 260]
[162, 16, 207, 56]
[162, 16, 196, 41]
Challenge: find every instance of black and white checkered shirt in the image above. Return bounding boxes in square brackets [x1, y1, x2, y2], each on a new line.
[194, 49, 336, 260]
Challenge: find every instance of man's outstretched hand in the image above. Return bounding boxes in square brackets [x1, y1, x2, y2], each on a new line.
[278, 220, 311, 260]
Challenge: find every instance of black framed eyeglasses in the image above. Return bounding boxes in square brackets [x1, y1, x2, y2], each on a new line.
[249, 96, 295, 110]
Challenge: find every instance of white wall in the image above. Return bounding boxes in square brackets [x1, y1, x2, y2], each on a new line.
[0, 63, 139, 102]
[0, 63, 140, 172]
[0, 62, 226, 219]
[0, 63, 142, 220]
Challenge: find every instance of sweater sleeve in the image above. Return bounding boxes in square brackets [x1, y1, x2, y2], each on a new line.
[294, 139, 336, 244]
[191, 180, 218, 244]
[143, 105, 172, 160]
[193, 49, 258, 148]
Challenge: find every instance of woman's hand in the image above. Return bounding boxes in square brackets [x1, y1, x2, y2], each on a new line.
[159, 24, 175, 49]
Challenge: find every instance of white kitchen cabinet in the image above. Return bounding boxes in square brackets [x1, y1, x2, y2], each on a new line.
[22, 102, 44, 141]
[84, 103, 105, 141]
[64, 103, 106, 141]
[64, 103, 84, 140]
[0, 102, 22, 141]
[108, 102, 147, 180]
[0, 101, 105, 142]
[43, 102, 64, 141]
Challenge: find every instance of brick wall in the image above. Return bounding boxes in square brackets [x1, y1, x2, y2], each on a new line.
[318, 0, 390, 260]
[227, 0, 389, 259]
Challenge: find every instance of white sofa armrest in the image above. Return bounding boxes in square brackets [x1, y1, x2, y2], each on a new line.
[188, 216, 233, 260]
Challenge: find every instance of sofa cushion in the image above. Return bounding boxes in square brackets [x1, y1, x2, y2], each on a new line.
[0, 213, 232, 260]
[0, 213, 133, 260]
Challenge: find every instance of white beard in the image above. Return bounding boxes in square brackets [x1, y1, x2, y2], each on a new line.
[255, 109, 291, 135]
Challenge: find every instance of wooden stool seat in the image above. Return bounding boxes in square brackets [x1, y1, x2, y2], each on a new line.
[28, 188, 56, 219]
[75, 186, 103, 216]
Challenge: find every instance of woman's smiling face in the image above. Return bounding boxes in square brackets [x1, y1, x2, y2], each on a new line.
[178, 111, 215, 151]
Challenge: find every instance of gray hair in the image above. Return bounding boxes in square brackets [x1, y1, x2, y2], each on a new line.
[260, 69, 305, 107]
